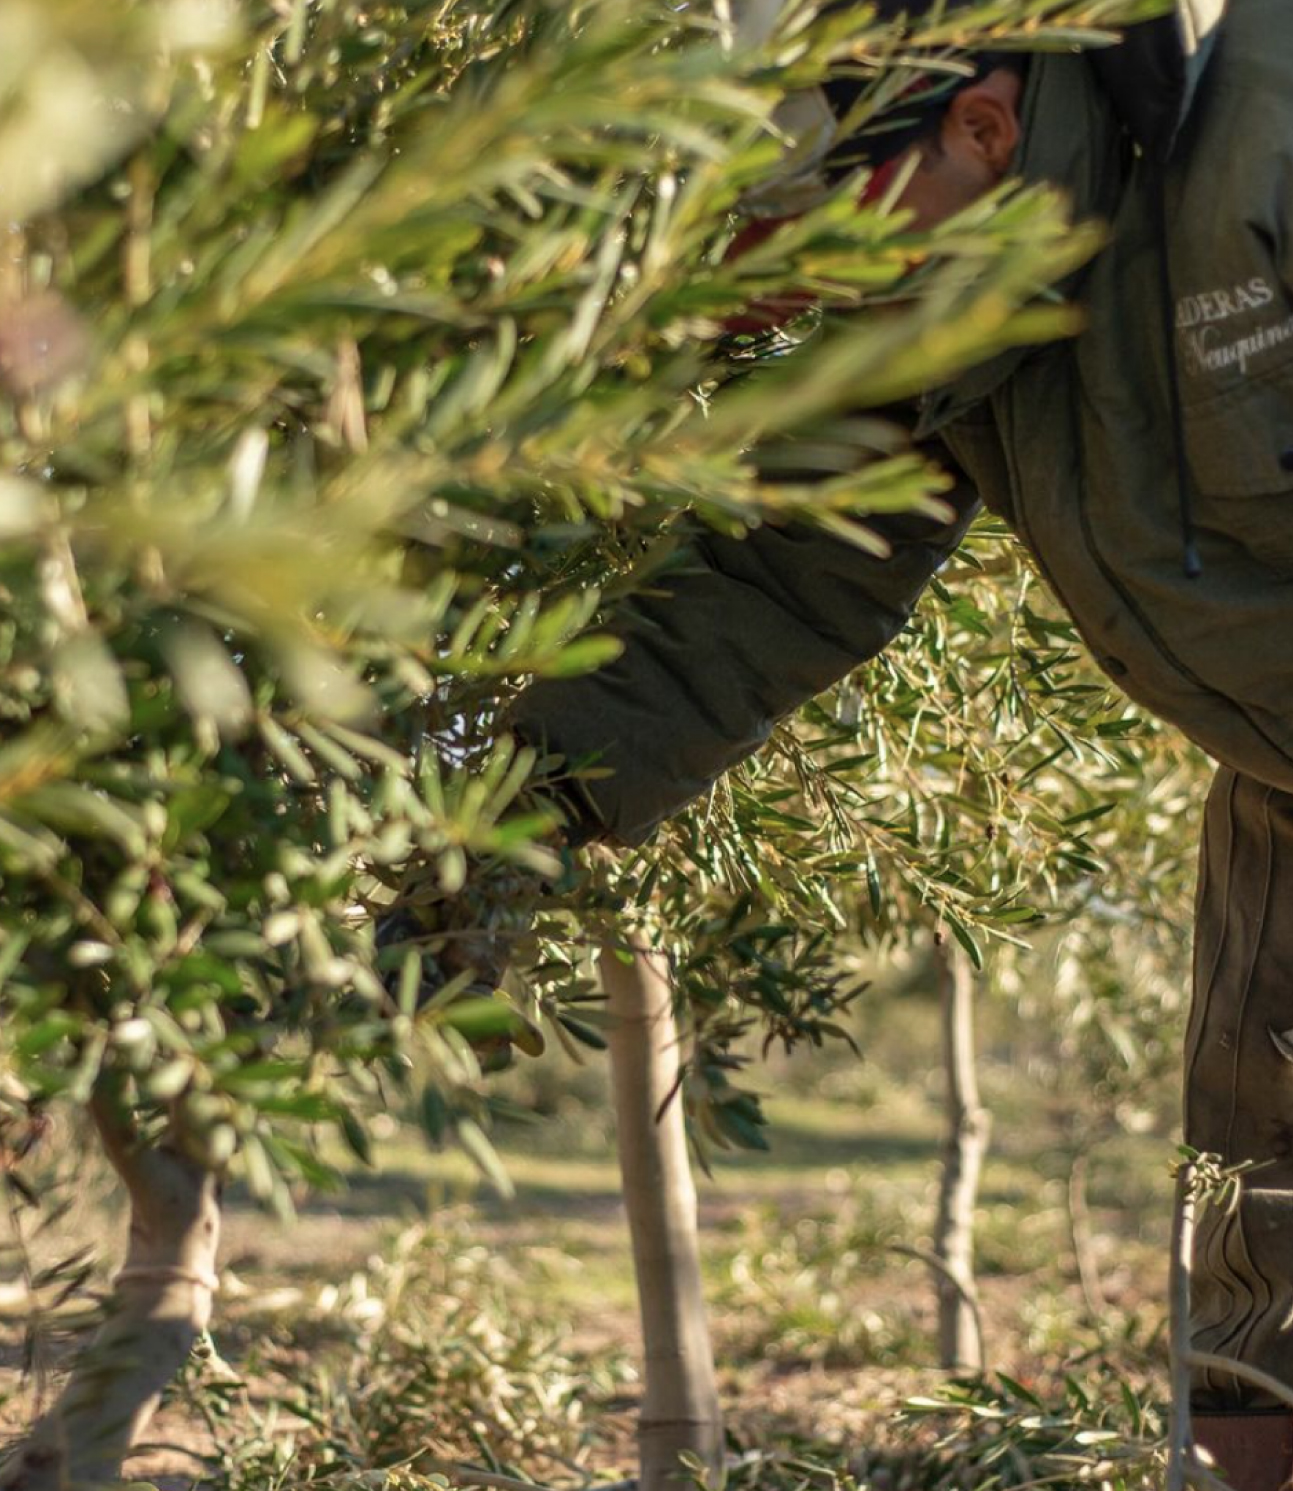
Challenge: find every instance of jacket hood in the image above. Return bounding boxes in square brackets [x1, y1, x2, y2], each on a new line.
[914, 48, 1126, 434]
[915, 0, 1229, 437]
[1088, 0, 1227, 159]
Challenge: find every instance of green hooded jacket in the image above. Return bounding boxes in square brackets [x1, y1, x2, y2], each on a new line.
[514, 0, 1293, 845]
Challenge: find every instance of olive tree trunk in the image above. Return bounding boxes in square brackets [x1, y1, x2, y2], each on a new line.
[601, 937, 723, 1491]
[932, 938, 990, 1371]
[1, 1099, 221, 1491]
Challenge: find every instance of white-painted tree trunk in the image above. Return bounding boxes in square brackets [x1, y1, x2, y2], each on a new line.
[932, 938, 990, 1372]
[1, 1100, 221, 1491]
[602, 938, 723, 1491]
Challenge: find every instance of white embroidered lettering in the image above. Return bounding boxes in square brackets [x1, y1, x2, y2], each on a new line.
[1175, 277, 1276, 331]
[1181, 313, 1293, 377]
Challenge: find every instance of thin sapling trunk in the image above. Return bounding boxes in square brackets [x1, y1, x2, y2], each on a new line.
[932, 937, 990, 1371]
[602, 936, 723, 1491]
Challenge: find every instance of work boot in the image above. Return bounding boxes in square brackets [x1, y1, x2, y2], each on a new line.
[1193, 1412, 1293, 1491]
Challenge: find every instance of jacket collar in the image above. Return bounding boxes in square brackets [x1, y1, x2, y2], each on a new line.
[1088, 0, 1226, 161]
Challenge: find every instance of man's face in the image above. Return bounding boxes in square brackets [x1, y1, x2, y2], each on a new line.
[889, 68, 1025, 231]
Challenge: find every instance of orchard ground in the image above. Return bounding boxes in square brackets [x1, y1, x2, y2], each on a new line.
[0, 976, 1179, 1490]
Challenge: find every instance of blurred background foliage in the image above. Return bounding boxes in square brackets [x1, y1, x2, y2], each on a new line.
[0, 0, 1200, 1217]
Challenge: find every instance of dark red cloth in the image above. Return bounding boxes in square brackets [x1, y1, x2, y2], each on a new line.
[721, 155, 906, 333]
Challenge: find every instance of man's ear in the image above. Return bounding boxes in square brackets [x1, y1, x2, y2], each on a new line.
[942, 72, 1022, 177]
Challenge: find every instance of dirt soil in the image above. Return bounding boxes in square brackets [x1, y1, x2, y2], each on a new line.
[0, 1067, 1175, 1489]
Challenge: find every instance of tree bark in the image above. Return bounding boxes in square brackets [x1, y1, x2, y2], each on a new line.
[932, 938, 990, 1371]
[1067, 1150, 1108, 1325]
[601, 937, 723, 1491]
[0, 1099, 221, 1491]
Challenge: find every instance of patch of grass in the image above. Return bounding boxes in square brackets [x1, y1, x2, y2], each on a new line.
[708, 1186, 932, 1369]
[701, 1366, 1168, 1491]
[173, 1216, 635, 1491]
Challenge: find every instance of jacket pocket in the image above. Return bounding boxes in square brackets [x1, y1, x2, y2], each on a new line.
[1184, 357, 1293, 575]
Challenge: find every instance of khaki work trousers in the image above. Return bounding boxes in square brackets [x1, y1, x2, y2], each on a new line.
[1188, 767, 1293, 1408]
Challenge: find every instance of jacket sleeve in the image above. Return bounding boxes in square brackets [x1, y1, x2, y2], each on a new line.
[509, 460, 979, 846]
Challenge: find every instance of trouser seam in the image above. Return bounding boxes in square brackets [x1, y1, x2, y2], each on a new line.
[1185, 769, 1237, 1133]
[1224, 784, 1276, 1161]
[1217, 783, 1276, 1393]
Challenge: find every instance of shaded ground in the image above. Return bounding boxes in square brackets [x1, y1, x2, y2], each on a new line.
[0, 1041, 1176, 1489]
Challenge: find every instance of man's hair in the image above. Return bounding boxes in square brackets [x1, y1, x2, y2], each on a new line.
[822, 53, 1029, 179]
